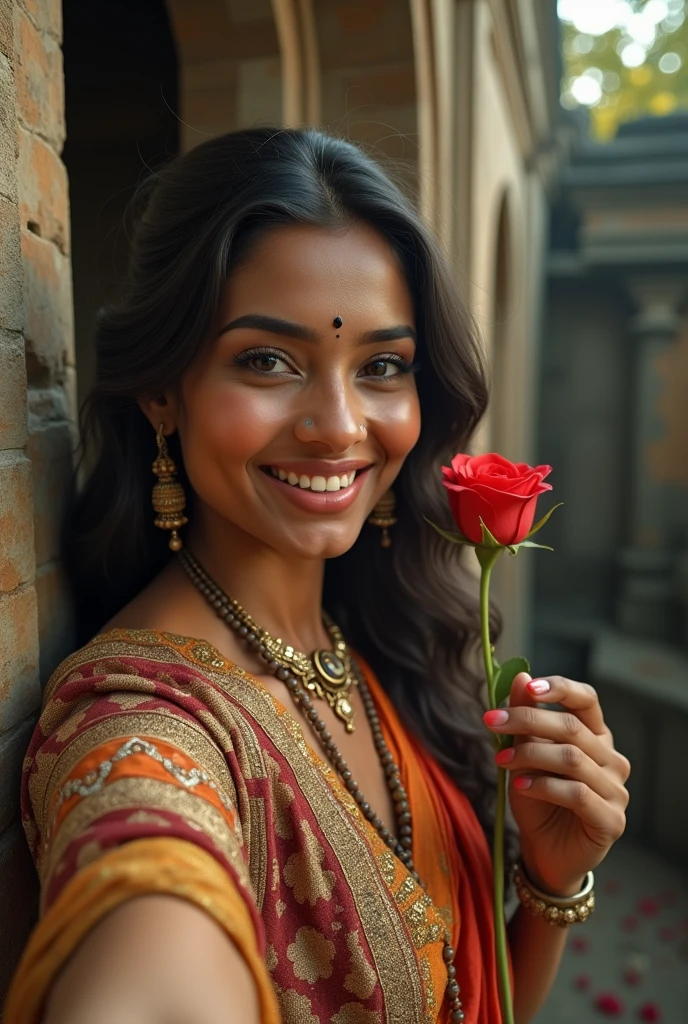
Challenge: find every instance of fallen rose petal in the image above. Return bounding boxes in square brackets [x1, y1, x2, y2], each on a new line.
[638, 898, 659, 916]
[574, 973, 591, 991]
[571, 936, 589, 954]
[658, 926, 675, 943]
[622, 967, 642, 986]
[638, 1002, 662, 1022]
[621, 915, 639, 932]
[595, 992, 625, 1016]
[605, 879, 622, 894]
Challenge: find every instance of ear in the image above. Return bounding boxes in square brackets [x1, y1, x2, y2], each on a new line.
[138, 393, 177, 436]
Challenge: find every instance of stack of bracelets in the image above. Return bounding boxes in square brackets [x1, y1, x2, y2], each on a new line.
[513, 861, 596, 927]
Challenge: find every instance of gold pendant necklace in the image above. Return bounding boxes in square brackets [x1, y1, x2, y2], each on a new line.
[179, 548, 358, 732]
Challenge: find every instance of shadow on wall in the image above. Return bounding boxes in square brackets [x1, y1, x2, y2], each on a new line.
[63, 0, 180, 406]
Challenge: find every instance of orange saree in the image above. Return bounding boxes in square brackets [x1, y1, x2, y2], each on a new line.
[5, 630, 505, 1023]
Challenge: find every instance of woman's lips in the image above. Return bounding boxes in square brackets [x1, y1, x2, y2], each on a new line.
[259, 465, 371, 514]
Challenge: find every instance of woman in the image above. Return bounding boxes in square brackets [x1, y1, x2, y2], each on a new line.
[5, 128, 630, 1024]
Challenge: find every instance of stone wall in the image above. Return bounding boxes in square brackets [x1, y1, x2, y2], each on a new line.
[0, 0, 74, 1001]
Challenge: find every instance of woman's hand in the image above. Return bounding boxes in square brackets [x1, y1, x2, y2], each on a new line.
[484, 672, 631, 897]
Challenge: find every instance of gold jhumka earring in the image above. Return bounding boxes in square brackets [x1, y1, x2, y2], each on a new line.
[151, 424, 188, 551]
[367, 490, 397, 548]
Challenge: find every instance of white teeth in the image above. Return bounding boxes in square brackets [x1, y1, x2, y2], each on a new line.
[271, 469, 360, 492]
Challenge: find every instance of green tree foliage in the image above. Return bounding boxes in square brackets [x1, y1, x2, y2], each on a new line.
[559, 0, 688, 140]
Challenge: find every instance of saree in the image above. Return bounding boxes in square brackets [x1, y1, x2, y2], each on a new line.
[4, 629, 505, 1023]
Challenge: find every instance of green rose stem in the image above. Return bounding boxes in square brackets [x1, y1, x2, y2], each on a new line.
[476, 544, 514, 1024]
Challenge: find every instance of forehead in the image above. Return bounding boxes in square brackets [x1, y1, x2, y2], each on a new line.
[218, 222, 415, 326]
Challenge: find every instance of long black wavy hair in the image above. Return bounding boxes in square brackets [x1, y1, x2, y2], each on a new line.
[66, 127, 512, 865]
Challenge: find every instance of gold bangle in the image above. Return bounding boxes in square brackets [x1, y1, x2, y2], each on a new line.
[513, 861, 595, 927]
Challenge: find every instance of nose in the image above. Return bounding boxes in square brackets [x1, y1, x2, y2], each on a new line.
[293, 381, 367, 452]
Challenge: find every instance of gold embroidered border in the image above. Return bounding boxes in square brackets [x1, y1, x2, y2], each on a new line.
[41, 775, 250, 896]
[248, 796, 268, 912]
[47, 737, 235, 838]
[37, 710, 237, 839]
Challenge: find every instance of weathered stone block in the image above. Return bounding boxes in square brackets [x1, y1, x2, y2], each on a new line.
[20, 0, 62, 42]
[27, 413, 72, 567]
[0, 585, 40, 732]
[35, 559, 74, 683]
[0, 0, 13, 60]
[0, 327, 27, 450]
[14, 8, 64, 150]
[17, 126, 69, 253]
[21, 228, 73, 380]
[0, 450, 34, 593]
[0, 194, 22, 332]
[0, 716, 33, 834]
[0, 51, 17, 203]
[0, 823, 38, 1008]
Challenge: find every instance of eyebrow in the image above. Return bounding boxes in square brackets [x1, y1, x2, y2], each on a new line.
[216, 313, 416, 345]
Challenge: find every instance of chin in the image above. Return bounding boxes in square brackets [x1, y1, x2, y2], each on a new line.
[272, 521, 364, 561]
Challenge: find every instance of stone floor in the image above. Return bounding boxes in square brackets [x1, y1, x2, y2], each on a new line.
[533, 838, 688, 1023]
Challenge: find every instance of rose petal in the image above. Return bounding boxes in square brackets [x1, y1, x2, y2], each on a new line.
[621, 915, 639, 932]
[638, 1002, 662, 1022]
[574, 973, 591, 991]
[622, 967, 642, 986]
[638, 898, 659, 917]
[571, 936, 589, 954]
[595, 992, 625, 1015]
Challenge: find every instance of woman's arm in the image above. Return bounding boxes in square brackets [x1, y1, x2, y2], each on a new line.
[507, 903, 569, 1023]
[43, 895, 260, 1024]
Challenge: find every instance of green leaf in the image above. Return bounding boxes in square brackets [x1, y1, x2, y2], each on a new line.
[514, 540, 554, 552]
[495, 656, 531, 707]
[479, 517, 501, 549]
[526, 503, 563, 539]
[423, 517, 473, 546]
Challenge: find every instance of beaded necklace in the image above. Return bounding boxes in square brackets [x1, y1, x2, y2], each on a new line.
[179, 548, 464, 1022]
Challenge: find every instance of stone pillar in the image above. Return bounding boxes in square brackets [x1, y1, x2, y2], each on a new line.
[0, 0, 75, 1001]
[616, 277, 684, 641]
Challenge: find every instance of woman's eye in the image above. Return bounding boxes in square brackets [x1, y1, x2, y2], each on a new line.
[362, 358, 401, 378]
[252, 355, 280, 371]
[236, 350, 295, 374]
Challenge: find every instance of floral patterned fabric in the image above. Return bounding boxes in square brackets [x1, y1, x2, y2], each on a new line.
[5, 629, 504, 1023]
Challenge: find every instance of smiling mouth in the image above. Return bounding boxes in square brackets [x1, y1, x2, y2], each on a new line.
[260, 467, 364, 493]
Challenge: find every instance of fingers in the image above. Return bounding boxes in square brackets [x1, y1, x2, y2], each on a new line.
[496, 741, 629, 805]
[484, 704, 628, 778]
[508, 775, 628, 845]
[524, 674, 606, 737]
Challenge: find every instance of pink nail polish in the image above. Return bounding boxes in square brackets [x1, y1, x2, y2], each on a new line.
[484, 709, 509, 726]
[513, 776, 533, 790]
[527, 679, 550, 696]
[495, 747, 515, 765]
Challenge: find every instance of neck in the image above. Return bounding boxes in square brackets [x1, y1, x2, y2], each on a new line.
[186, 505, 329, 653]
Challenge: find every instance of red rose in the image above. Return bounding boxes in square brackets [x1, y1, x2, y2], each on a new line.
[441, 453, 553, 546]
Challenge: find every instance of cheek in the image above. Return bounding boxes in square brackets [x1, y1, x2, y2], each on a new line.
[179, 381, 287, 477]
[373, 389, 422, 463]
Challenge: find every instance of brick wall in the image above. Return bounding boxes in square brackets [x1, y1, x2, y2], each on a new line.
[0, 0, 74, 1002]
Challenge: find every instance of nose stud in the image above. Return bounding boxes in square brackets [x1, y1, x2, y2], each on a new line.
[333, 316, 343, 329]
[304, 419, 313, 427]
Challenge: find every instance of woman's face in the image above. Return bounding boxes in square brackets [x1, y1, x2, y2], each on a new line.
[161, 222, 421, 560]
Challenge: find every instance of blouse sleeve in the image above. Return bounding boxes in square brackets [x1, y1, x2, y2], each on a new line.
[3, 672, 280, 1024]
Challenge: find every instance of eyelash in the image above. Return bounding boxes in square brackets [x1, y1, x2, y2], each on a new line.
[232, 347, 419, 380]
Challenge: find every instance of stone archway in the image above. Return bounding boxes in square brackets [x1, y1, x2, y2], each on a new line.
[166, 0, 283, 151]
